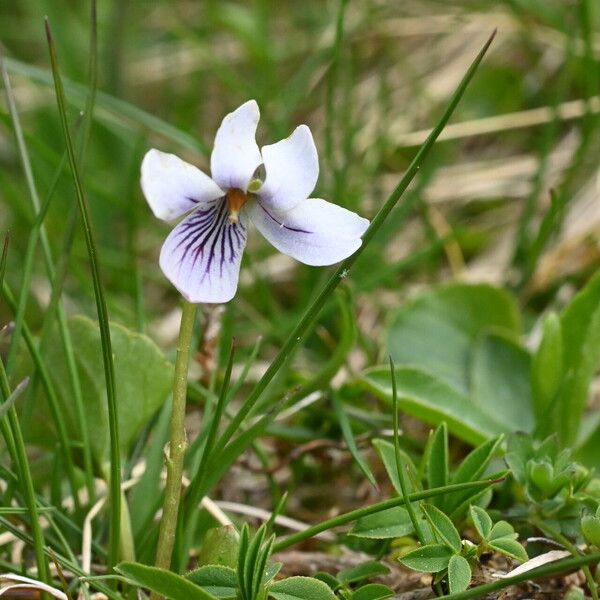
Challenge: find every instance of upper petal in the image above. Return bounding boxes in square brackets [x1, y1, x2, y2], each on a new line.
[141, 149, 224, 222]
[210, 100, 262, 192]
[159, 201, 248, 303]
[258, 125, 319, 212]
[248, 198, 369, 266]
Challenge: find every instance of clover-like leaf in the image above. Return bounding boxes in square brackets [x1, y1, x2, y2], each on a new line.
[269, 576, 338, 600]
[448, 555, 471, 594]
[422, 504, 461, 552]
[470, 505, 493, 540]
[398, 544, 453, 573]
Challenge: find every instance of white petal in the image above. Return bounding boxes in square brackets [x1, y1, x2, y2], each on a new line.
[210, 100, 262, 192]
[258, 125, 319, 212]
[159, 201, 248, 303]
[248, 198, 369, 266]
[141, 149, 224, 222]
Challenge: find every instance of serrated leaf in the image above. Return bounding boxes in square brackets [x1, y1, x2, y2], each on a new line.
[488, 537, 528, 563]
[350, 583, 394, 600]
[337, 561, 390, 585]
[448, 555, 471, 594]
[469, 506, 492, 540]
[269, 576, 338, 600]
[372, 439, 418, 494]
[422, 504, 461, 552]
[116, 562, 217, 600]
[398, 544, 453, 573]
[186, 565, 237, 598]
[427, 424, 448, 508]
[350, 507, 414, 539]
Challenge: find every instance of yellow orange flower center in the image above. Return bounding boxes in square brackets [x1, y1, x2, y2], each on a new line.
[226, 188, 250, 223]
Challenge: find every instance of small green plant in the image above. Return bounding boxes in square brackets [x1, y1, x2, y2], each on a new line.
[398, 504, 527, 594]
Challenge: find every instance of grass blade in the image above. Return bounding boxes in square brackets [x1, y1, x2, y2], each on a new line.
[196, 30, 498, 506]
[45, 19, 121, 568]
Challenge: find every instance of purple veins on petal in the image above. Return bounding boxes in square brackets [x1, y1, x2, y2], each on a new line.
[160, 199, 248, 303]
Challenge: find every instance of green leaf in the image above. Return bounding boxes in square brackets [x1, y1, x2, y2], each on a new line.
[313, 572, 340, 591]
[398, 544, 453, 573]
[557, 272, 600, 445]
[488, 521, 516, 541]
[427, 424, 448, 508]
[186, 565, 237, 598]
[116, 562, 217, 600]
[269, 576, 338, 600]
[361, 366, 504, 445]
[470, 332, 534, 433]
[350, 507, 415, 539]
[446, 436, 503, 514]
[386, 283, 520, 394]
[448, 555, 471, 594]
[469, 506, 492, 540]
[488, 537, 528, 563]
[350, 583, 394, 600]
[337, 561, 390, 585]
[372, 439, 418, 495]
[531, 312, 563, 420]
[40, 316, 173, 467]
[422, 504, 461, 552]
[581, 515, 600, 547]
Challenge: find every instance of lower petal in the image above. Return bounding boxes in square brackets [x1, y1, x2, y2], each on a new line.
[159, 201, 248, 303]
[248, 198, 369, 266]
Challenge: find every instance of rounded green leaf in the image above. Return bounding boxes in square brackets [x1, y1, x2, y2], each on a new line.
[471, 332, 534, 433]
[117, 562, 217, 600]
[386, 283, 520, 394]
[422, 504, 461, 552]
[269, 576, 338, 600]
[197, 526, 240, 568]
[488, 537, 528, 563]
[469, 505, 492, 540]
[186, 565, 237, 598]
[398, 544, 453, 573]
[350, 583, 394, 600]
[448, 555, 471, 594]
[350, 507, 414, 539]
[581, 515, 600, 548]
[337, 561, 390, 585]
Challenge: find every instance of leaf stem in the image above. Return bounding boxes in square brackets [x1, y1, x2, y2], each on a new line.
[152, 300, 198, 580]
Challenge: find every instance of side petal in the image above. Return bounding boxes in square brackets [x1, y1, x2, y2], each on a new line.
[248, 198, 369, 266]
[210, 100, 262, 192]
[258, 124, 319, 212]
[159, 201, 248, 303]
[141, 149, 224, 222]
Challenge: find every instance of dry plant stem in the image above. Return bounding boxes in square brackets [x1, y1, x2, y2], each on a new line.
[152, 301, 198, 584]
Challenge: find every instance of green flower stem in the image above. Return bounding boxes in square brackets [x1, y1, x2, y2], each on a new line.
[272, 479, 497, 552]
[153, 300, 198, 579]
[0, 361, 49, 586]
